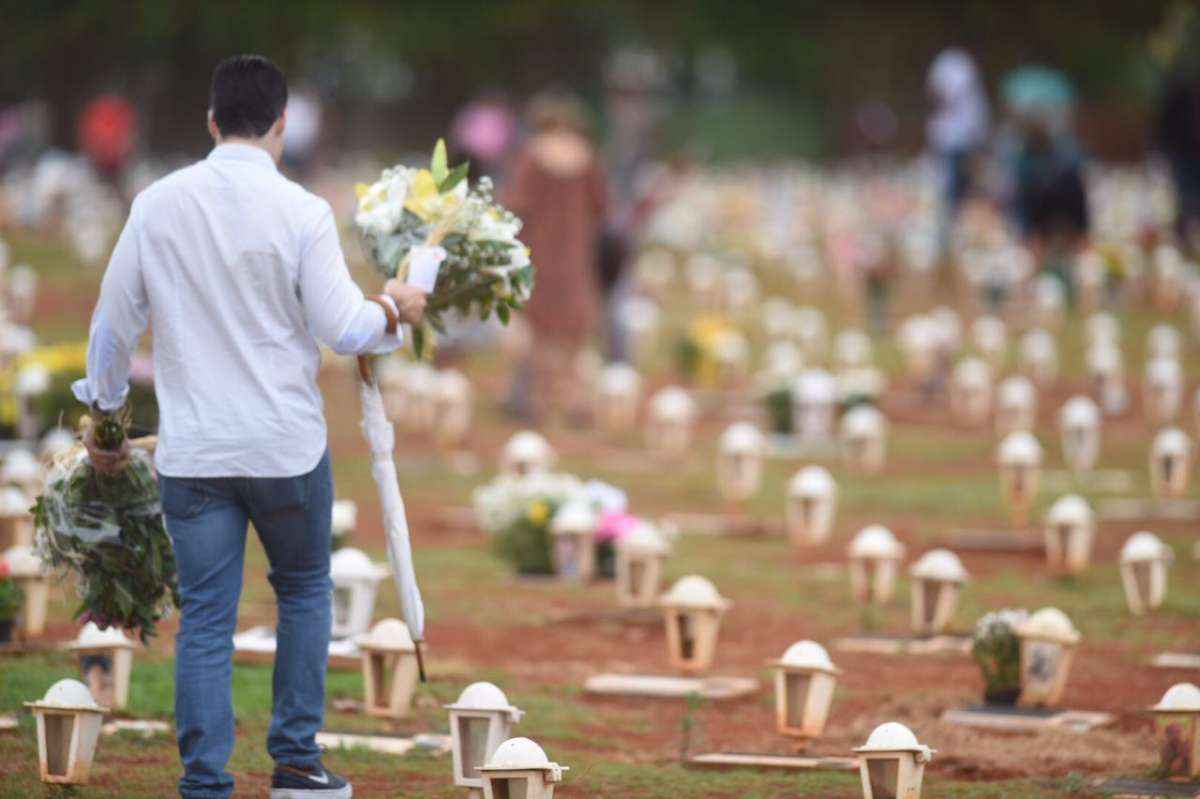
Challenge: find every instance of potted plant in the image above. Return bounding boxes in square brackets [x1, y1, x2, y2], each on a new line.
[0, 559, 25, 644]
[971, 608, 1028, 706]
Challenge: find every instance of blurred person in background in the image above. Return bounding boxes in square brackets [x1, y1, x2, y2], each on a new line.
[77, 93, 138, 187]
[281, 87, 323, 181]
[1157, 9, 1200, 253]
[503, 92, 609, 423]
[1002, 65, 1088, 300]
[926, 48, 990, 249]
[450, 90, 518, 183]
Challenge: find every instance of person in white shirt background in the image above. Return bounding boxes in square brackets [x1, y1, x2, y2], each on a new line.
[74, 54, 432, 799]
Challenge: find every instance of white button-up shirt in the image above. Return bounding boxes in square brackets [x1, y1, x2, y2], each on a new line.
[73, 142, 400, 478]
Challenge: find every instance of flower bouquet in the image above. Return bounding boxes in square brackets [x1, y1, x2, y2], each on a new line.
[33, 410, 179, 643]
[971, 608, 1028, 706]
[355, 140, 535, 356]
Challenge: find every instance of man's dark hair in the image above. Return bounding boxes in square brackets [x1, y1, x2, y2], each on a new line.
[209, 55, 287, 138]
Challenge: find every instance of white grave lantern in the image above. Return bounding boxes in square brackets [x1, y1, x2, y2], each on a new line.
[501, 430, 555, 477]
[0, 486, 33, 549]
[447, 682, 525, 796]
[792, 369, 838, 441]
[1016, 607, 1080, 707]
[995, 376, 1037, 436]
[1119, 531, 1174, 616]
[930, 306, 963, 359]
[596, 362, 642, 433]
[1150, 427, 1192, 499]
[835, 329, 872, 369]
[854, 722, 934, 799]
[646, 386, 697, 458]
[769, 640, 840, 741]
[659, 575, 731, 673]
[686, 254, 722, 306]
[1144, 358, 1183, 424]
[40, 428, 78, 465]
[950, 358, 992, 426]
[8, 263, 37, 322]
[1086, 343, 1127, 415]
[793, 307, 828, 360]
[1148, 323, 1182, 361]
[331, 499, 357, 543]
[1033, 274, 1064, 327]
[899, 315, 938, 380]
[847, 525, 906, 604]
[25, 679, 107, 785]
[356, 619, 419, 718]
[401, 362, 439, 431]
[479, 737, 567, 799]
[971, 315, 1007, 370]
[996, 432, 1042, 528]
[717, 422, 765, 502]
[68, 623, 136, 711]
[762, 339, 804, 383]
[433, 369, 473, 448]
[1042, 495, 1095, 575]
[1019, 329, 1058, 385]
[550, 500, 597, 581]
[1085, 312, 1120, 348]
[712, 328, 750, 383]
[1153, 243, 1185, 310]
[840, 405, 887, 474]
[722, 266, 760, 314]
[14, 362, 50, 439]
[618, 295, 662, 360]
[1149, 683, 1200, 779]
[4, 544, 49, 635]
[615, 521, 670, 607]
[786, 466, 837, 546]
[908, 549, 968, 635]
[1, 447, 42, 496]
[1058, 396, 1101, 473]
[762, 297, 797, 339]
[329, 547, 389, 640]
[634, 248, 677, 295]
[1076, 248, 1105, 310]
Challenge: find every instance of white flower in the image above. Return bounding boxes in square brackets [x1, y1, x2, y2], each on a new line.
[355, 171, 410, 238]
[470, 208, 521, 242]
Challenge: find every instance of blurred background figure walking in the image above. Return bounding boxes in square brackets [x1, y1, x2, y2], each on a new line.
[1156, 7, 1200, 254]
[503, 92, 609, 424]
[926, 48, 990, 252]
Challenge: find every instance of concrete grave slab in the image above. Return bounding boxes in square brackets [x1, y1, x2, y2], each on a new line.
[941, 705, 1113, 733]
[584, 674, 759, 700]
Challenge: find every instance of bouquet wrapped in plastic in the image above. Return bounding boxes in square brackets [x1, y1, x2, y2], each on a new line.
[355, 139, 535, 355]
[33, 411, 179, 643]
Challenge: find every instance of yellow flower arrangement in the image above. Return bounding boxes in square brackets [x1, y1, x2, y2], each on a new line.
[527, 500, 550, 526]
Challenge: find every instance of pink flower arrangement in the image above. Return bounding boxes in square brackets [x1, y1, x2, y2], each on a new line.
[595, 510, 640, 545]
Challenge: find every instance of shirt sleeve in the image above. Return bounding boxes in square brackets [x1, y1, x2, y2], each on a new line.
[71, 198, 151, 411]
[298, 203, 402, 356]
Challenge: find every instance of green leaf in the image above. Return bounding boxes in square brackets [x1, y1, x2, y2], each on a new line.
[431, 138, 449, 185]
[438, 162, 470, 194]
[496, 304, 510, 324]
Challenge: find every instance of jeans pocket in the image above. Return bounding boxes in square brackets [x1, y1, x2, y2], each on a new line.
[158, 477, 210, 520]
[250, 473, 310, 522]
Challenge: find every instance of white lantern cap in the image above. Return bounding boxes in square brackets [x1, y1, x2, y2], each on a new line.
[1059, 396, 1099, 428]
[403, 362, 438, 395]
[28, 678, 103, 712]
[445, 681, 524, 722]
[899, 314, 936, 353]
[909, 548, 969, 582]
[599, 362, 641, 396]
[1, 448, 41, 486]
[504, 430, 554, 465]
[997, 376, 1035, 406]
[481, 737, 567, 780]
[793, 368, 837, 402]
[69, 622, 135, 650]
[835, 329, 872, 365]
[997, 431, 1042, 467]
[1085, 342, 1122, 375]
[1145, 357, 1182, 383]
[435, 369, 471, 401]
[1017, 607, 1080, 644]
[772, 639, 840, 674]
[40, 428, 78, 462]
[788, 465, 835, 499]
[712, 329, 749, 366]
[2, 545, 44, 577]
[1151, 682, 1200, 712]
[848, 525, 905, 560]
[841, 404, 885, 438]
[1120, 531, 1174, 564]
[355, 618, 415, 652]
[659, 574, 730, 610]
[1148, 324, 1181, 359]
[836, 368, 886, 403]
[972, 315, 1006, 346]
[649, 386, 696, 422]
[1044, 495, 1093, 527]
[1153, 427, 1191, 457]
[854, 722, 935, 758]
[14, 363, 51, 397]
[720, 422, 765, 455]
[1085, 312, 1120, 345]
[0, 486, 30, 516]
[953, 357, 991, 388]
[618, 520, 669, 555]
[762, 340, 804, 380]
[331, 500, 358, 534]
[1021, 328, 1055, 356]
[329, 547, 389, 581]
[930, 306, 962, 347]
[551, 500, 597, 537]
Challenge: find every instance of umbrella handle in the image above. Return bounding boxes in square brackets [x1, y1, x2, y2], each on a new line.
[414, 641, 427, 683]
[357, 355, 377, 385]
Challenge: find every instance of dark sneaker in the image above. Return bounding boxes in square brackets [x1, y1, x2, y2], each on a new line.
[270, 763, 352, 799]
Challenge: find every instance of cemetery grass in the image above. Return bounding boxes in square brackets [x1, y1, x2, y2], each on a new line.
[0, 230, 1195, 796]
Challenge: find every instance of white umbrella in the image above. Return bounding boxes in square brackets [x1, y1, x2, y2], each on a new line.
[357, 357, 426, 680]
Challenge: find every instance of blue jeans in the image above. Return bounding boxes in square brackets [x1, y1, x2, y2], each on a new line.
[160, 451, 334, 799]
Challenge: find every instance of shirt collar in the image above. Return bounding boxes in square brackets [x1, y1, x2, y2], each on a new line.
[207, 142, 278, 170]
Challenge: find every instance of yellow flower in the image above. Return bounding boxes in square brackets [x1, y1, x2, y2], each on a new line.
[527, 501, 550, 526]
[404, 168, 467, 223]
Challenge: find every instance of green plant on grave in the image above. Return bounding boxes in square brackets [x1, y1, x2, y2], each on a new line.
[971, 608, 1028, 705]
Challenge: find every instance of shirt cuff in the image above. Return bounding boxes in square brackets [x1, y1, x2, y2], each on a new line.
[367, 303, 404, 355]
[72, 378, 129, 412]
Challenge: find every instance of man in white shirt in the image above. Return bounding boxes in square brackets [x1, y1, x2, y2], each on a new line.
[75, 55, 429, 799]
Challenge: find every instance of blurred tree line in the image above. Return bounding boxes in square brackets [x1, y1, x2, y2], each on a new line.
[0, 0, 1180, 161]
